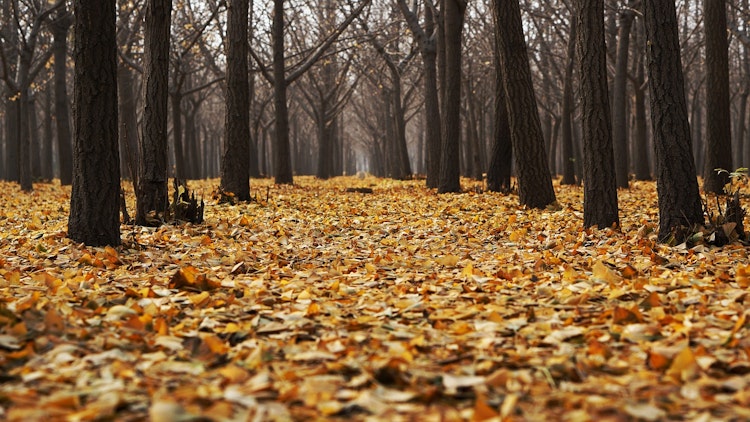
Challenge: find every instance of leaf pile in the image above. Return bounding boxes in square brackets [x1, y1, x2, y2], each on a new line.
[1, 177, 749, 421]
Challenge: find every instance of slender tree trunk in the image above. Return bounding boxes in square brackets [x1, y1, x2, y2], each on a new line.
[52, 8, 73, 185]
[424, 6, 441, 188]
[117, 65, 139, 183]
[438, 0, 465, 193]
[136, 0, 172, 225]
[42, 88, 54, 180]
[633, 60, 651, 180]
[611, 5, 634, 188]
[643, 0, 704, 241]
[576, 0, 619, 228]
[272, 0, 293, 184]
[493, 0, 556, 208]
[29, 94, 41, 181]
[68, 0, 121, 246]
[702, 0, 732, 193]
[487, 60, 512, 193]
[561, 17, 578, 185]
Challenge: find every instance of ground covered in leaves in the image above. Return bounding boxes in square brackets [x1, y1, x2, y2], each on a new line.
[1, 176, 750, 421]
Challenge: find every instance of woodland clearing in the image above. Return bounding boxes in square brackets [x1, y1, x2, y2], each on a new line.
[1, 176, 749, 421]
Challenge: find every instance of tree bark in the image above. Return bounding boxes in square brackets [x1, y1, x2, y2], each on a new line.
[576, 0, 619, 228]
[643, 0, 704, 241]
[51, 8, 73, 185]
[68, 0, 121, 246]
[633, 57, 651, 180]
[702, 0, 732, 194]
[220, 0, 251, 199]
[560, 16, 578, 185]
[136, 0, 172, 225]
[611, 5, 635, 188]
[438, 0, 466, 193]
[493, 0, 556, 208]
[487, 57, 512, 193]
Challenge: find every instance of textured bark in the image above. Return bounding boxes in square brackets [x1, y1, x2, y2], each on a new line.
[272, 0, 293, 184]
[560, 17, 577, 186]
[493, 0, 556, 208]
[576, 0, 619, 228]
[702, 0, 732, 194]
[611, 6, 634, 188]
[220, 0, 251, 199]
[51, 8, 73, 185]
[41, 89, 54, 180]
[68, 0, 121, 246]
[487, 57, 512, 193]
[643, 0, 703, 241]
[633, 59, 651, 180]
[399, 0, 441, 188]
[117, 65, 139, 183]
[136, 0, 171, 225]
[438, 0, 465, 193]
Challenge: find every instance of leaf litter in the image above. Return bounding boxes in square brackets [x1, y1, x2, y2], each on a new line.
[1, 176, 749, 421]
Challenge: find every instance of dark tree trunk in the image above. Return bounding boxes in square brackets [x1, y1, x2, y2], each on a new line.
[52, 8, 73, 186]
[487, 59, 512, 193]
[272, 0, 293, 184]
[576, 0, 619, 228]
[220, 0, 251, 200]
[643, 0, 704, 241]
[702, 0, 732, 194]
[29, 94, 41, 181]
[438, 0, 465, 193]
[633, 58, 651, 180]
[136, 0, 171, 225]
[171, 92, 185, 180]
[18, 53, 33, 191]
[561, 17, 578, 185]
[42, 88, 54, 180]
[611, 5, 635, 188]
[68, 0, 121, 246]
[493, 0, 556, 208]
[117, 66, 139, 183]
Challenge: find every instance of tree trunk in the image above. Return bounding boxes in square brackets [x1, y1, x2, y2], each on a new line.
[68, 0, 121, 246]
[52, 8, 73, 186]
[487, 59, 512, 193]
[220, 0, 251, 200]
[611, 5, 635, 188]
[117, 65, 139, 183]
[29, 94, 41, 181]
[643, 0, 704, 241]
[702, 0, 732, 194]
[136, 0, 171, 225]
[42, 88, 54, 180]
[633, 58, 651, 180]
[561, 16, 578, 185]
[424, 5, 441, 188]
[438, 0, 465, 193]
[272, 0, 294, 184]
[493, 0, 556, 208]
[576, 0, 619, 228]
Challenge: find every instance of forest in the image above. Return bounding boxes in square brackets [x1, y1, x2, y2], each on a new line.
[1, 0, 750, 420]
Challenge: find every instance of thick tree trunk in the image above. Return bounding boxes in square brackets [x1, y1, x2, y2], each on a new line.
[576, 0, 619, 228]
[136, 0, 171, 225]
[438, 0, 465, 193]
[424, 7, 441, 188]
[702, 0, 732, 194]
[68, 0, 121, 246]
[52, 9, 73, 186]
[611, 6, 634, 188]
[220, 0, 252, 199]
[493, 0, 556, 208]
[643, 0, 704, 241]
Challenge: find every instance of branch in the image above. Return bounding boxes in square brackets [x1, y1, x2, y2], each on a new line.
[286, 0, 372, 84]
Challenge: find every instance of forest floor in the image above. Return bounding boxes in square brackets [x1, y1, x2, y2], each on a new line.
[1, 176, 750, 421]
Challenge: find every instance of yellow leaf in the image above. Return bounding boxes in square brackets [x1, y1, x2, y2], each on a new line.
[666, 347, 699, 381]
[437, 255, 459, 266]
